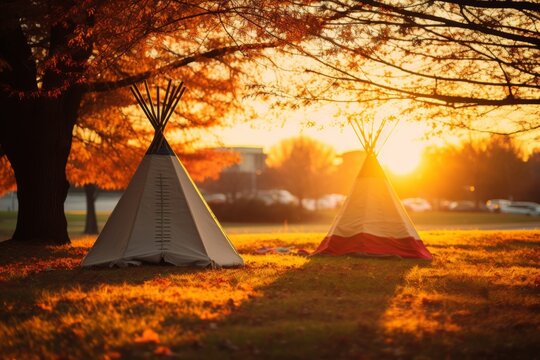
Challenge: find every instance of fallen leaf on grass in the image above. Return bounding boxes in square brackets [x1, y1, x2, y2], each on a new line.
[219, 339, 239, 351]
[134, 328, 160, 343]
[151, 278, 172, 287]
[36, 302, 53, 311]
[103, 351, 122, 359]
[154, 346, 173, 356]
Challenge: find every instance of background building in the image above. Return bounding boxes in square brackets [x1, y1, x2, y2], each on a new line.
[202, 147, 266, 201]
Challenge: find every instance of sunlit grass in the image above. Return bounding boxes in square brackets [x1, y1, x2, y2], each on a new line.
[2, 211, 540, 240]
[0, 230, 539, 359]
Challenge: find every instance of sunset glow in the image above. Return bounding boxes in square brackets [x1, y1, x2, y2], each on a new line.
[1, 1, 539, 359]
[215, 115, 429, 175]
[377, 124, 427, 175]
[379, 142, 423, 175]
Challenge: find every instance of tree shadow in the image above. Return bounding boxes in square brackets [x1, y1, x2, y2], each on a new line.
[0, 240, 206, 326]
[375, 272, 539, 359]
[173, 255, 427, 359]
[0, 239, 203, 284]
[0, 239, 428, 359]
[4, 230, 538, 358]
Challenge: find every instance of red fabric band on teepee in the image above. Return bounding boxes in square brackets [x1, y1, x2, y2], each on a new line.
[313, 232, 432, 259]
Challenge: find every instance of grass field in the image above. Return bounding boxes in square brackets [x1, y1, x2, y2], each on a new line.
[1, 210, 540, 239]
[1, 230, 539, 359]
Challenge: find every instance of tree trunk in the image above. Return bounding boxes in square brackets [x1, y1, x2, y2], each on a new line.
[6, 95, 81, 245]
[11, 154, 71, 244]
[0, 13, 93, 245]
[84, 184, 99, 235]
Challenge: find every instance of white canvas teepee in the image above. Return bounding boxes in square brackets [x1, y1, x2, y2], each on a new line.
[314, 117, 432, 259]
[81, 81, 244, 267]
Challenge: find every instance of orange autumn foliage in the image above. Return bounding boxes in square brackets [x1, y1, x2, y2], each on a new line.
[67, 89, 144, 190]
[2, 0, 319, 244]
[177, 148, 240, 183]
[133, 328, 161, 344]
[67, 87, 240, 190]
[0, 156, 15, 197]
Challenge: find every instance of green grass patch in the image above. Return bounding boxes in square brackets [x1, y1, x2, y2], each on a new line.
[0, 211, 111, 239]
[0, 230, 539, 359]
[1, 210, 539, 240]
[409, 211, 540, 225]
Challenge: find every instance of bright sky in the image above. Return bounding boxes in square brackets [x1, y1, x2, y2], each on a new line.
[200, 101, 539, 175]
[215, 114, 433, 175]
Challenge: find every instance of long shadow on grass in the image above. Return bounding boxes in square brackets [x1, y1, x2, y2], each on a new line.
[0, 240, 202, 324]
[0, 240, 197, 285]
[0, 240, 202, 287]
[177, 255, 429, 360]
[0, 240, 429, 359]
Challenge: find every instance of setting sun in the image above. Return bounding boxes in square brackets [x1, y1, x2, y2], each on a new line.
[214, 112, 430, 176]
[379, 143, 423, 175]
[377, 124, 427, 175]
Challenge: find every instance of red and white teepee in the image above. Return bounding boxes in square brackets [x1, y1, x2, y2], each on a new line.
[313, 117, 432, 259]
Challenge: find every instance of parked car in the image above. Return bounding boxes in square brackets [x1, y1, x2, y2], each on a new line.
[301, 198, 317, 211]
[301, 194, 346, 211]
[203, 193, 227, 205]
[402, 198, 432, 212]
[255, 189, 298, 206]
[317, 194, 346, 210]
[486, 199, 512, 213]
[447, 200, 476, 211]
[500, 201, 540, 216]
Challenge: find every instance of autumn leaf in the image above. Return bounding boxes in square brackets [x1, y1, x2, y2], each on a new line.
[36, 302, 53, 311]
[133, 328, 160, 344]
[154, 346, 173, 356]
[151, 278, 172, 287]
[103, 351, 122, 360]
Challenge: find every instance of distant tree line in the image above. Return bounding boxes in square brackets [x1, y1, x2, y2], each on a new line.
[204, 135, 540, 214]
[408, 136, 540, 206]
[202, 137, 336, 210]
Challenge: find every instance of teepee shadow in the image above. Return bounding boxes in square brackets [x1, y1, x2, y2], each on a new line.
[176, 254, 428, 359]
[0, 239, 207, 320]
[0, 237, 431, 359]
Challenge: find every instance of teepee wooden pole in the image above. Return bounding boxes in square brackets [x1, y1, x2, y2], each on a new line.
[350, 119, 363, 146]
[157, 82, 186, 151]
[131, 80, 187, 154]
[144, 81, 158, 122]
[161, 83, 180, 127]
[154, 82, 178, 151]
[161, 80, 172, 123]
[162, 85, 185, 131]
[371, 117, 386, 153]
[378, 118, 400, 155]
[156, 85, 161, 125]
[131, 85, 158, 130]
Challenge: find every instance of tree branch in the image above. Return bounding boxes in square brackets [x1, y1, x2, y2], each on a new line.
[87, 41, 280, 92]
[305, 68, 540, 106]
[437, 0, 540, 12]
[355, 0, 540, 47]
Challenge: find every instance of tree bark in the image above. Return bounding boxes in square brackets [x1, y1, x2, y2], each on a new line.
[84, 184, 99, 235]
[6, 94, 81, 245]
[0, 11, 92, 245]
[10, 155, 71, 244]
